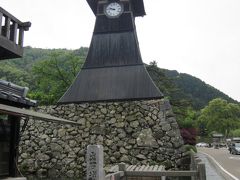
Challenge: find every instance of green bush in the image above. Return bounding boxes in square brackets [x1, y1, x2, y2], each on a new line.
[184, 144, 197, 153]
[229, 129, 240, 137]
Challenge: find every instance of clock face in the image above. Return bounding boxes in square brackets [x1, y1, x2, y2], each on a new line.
[104, 2, 124, 18]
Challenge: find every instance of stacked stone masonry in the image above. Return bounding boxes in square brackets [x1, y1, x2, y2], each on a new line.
[18, 99, 187, 177]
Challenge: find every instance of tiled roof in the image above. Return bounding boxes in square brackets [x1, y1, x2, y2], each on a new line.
[0, 80, 37, 107]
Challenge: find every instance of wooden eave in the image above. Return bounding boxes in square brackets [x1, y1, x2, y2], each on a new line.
[131, 0, 146, 17]
[86, 0, 146, 17]
[0, 103, 81, 125]
[0, 36, 23, 60]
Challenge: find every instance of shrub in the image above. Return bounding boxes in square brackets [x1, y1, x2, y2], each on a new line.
[229, 129, 240, 137]
[180, 128, 197, 145]
[184, 144, 197, 153]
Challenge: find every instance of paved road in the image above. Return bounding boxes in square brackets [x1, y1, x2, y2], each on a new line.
[197, 152, 225, 180]
[198, 147, 240, 180]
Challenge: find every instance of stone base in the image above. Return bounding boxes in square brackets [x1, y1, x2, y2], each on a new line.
[19, 99, 186, 177]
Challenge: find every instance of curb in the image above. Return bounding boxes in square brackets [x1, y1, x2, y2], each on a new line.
[199, 151, 239, 180]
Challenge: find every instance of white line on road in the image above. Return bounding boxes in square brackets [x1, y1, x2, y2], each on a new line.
[229, 157, 240, 160]
[200, 151, 239, 180]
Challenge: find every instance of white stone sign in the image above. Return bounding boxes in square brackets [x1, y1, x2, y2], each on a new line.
[87, 145, 105, 180]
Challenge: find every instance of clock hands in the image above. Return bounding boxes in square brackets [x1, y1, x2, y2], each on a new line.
[104, 2, 123, 17]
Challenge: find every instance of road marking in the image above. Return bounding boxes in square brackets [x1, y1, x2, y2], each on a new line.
[200, 151, 239, 180]
[229, 156, 240, 160]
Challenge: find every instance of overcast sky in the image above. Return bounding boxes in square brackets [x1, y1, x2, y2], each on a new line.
[1, 0, 240, 102]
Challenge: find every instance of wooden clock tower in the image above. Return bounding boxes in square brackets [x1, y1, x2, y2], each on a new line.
[59, 0, 163, 103]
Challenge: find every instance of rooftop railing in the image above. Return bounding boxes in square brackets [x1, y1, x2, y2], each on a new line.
[0, 7, 31, 60]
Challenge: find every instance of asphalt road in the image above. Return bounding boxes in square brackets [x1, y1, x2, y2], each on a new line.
[198, 147, 240, 180]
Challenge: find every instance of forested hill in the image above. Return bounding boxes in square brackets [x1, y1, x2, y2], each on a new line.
[1, 46, 88, 71]
[0, 47, 238, 111]
[161, 68, 238, 109]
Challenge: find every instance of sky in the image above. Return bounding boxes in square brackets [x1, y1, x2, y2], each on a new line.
[1, 0, 240, 102]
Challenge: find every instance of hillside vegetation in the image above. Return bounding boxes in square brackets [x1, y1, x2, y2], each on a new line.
[1, 47, 239, 134]
[163, 69, 237, 109]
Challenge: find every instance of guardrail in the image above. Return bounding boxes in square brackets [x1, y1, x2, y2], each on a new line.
[0, 7, 31, 60]
[0, 7, 30, 46]
[106, 160, 206, 180]
[87, 145, 206, 180]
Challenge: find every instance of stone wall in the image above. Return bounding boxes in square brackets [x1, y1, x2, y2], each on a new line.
[18, 99, 187, 177]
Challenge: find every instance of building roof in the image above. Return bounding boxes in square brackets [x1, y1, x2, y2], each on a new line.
[212, 133, 224, 138]
[86, 0, 146, 17]
[0, 80, 36, 107]
[58, 65, 163, 104]
[0, 80, 81, 125]
[0, 103, 81, 125]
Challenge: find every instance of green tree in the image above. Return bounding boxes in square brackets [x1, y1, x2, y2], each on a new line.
[147, 61, 193, 123]
[198, 98, 240, 137]
[29, 52, 84, 105]
[178, 108, 198, 128]
[229, 129, 240, 137]
[0, 63, 32, 87]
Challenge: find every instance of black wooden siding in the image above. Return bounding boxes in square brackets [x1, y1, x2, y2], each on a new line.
[58, 65, 163, 104]
[0, 46, 22, 60]
[86, 0, 146, 17]
[83, 32, 142, 69]
[94, 13, 134, 34]
[59, 0, 163, 104]
[131, 0, 146, 17]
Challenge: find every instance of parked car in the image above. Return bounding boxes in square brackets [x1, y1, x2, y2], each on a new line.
[218, 143, 227, 148]
[229, 143, 240, 155]
[196, 142, 209, 147]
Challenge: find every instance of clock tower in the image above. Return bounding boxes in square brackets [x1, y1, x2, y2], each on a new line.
[58, 0, 163, 103]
